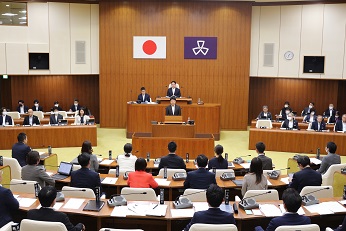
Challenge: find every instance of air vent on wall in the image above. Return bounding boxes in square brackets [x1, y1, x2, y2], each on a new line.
[75, 41, 86, 64]
[263, 43, 274, 67]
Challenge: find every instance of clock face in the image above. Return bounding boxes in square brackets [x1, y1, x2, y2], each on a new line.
[284, 51, 294, 60]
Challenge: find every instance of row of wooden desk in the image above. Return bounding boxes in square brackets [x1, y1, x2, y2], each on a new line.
[251, 119, 335, 130]
[0, 125, 97, 149]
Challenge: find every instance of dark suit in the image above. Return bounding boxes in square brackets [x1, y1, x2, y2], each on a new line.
[334, 215, 346, 231]
[137, 93, 151, 103]
[303, 115, 317, 123]
[167, 88, 181, 97]
[32, 106, 43, 111]
[207, 157, 228, 170]
[324, 108, 336, 123]
[50, 114, 63, 125]
[311, 121, 326, 131]
[23, 115, 40, 126]
[70, 105, 81, 112]
[258, 154, 273, 170]
[70, 167, 101, 193]
[17, 105, 29, 113]
[12, 142, 31, 167]
[257, 112, 272, 120]
[255, 213, 311, 231]
[184, 168, 216, 189]
[0, 115, 12, 126]
[184, 207, 235, 231]
[0, 186, 19, 228]
[158, 154, 186, 170]
[27, 208, 83, 231]
[281, 119, 299, 130]
[302, 107, 315, 116]
[317, 152, 341, 174]
[280, 107, 292, 121]
[289, 167, 322, 193]
[335, 120, 346, 132]
[165, 105, 181, 116]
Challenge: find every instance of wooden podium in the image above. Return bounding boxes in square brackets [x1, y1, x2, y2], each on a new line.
[156, 97, 192, 105]
[152, 124, 195, 138]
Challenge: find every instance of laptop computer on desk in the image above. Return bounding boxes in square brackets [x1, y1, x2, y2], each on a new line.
[52, 162, 73, 180]
[58, 119, 68, 126]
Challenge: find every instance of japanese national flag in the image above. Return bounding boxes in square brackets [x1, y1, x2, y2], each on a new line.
[133, 36, 166, 59]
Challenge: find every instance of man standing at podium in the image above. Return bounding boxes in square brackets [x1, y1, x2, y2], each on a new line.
[166, 96, 181, 116]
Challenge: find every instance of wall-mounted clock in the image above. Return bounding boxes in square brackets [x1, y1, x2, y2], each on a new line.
[284, 51, 294, 60]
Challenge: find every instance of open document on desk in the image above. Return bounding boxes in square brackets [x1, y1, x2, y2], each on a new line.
[111, 202, 167, 217]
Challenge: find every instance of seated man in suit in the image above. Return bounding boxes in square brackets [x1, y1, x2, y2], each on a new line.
[53, 101, 63, 111]
[331, 215, 346, 231]
[165, 96, 181, 116]
[317, 141, 341, 174]
[311, 115, 326, 131]
[23, 109, 40, 126]
[167, 80, 181, 97]
[70, 153, 101, 194]
[0, 107, 12, 126]
[335, 114, 346, 132]
[137, 87, 151, 103]
[17, 100, 29, 114]
[281, 113, 299, 130]
[324, 103, 337, 123]
[255, 188, 310, 231]
[183, 184, 235, 230]
[0, 170, 19, 228]
[255, 142, 273, 170]
[302, 102, 315, 117]
[28, 186, 85, 231]
[289, 156, 322, 193]
[257, 105, 272, 120]
[303, 109, 317, 123]
[278, 101, 292, 121]
[12, 132, 31, 167]
[50, 107, 63, 125]
[32, 99, 43, 111]
[69, 99, 82, 112]
[184, 154, 216, 189]
[158, 141, 186, 170]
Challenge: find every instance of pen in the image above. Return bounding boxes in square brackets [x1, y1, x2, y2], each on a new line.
[153, 204, 158, 209]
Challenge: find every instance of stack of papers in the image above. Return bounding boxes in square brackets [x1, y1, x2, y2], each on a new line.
[17, 198, 37, 207]
[63, 198, 85, 209]
[146, 204, 168, 217]
[170, 208, 194, 218]
[155, 178, 171, 186]
[259, 204, 282, 217]
[303, 203, 333, 215]
[100, 159, 114, 165]
[193, 202, 209, 212]
[320, 202, 346, 213]
[310, 158, 322, 165]
[102, 177, 118, 184]
[111, 203, 167, 217]
[280, 177, 290, 184]
[267, 180, 272, 186]
[97, 157, 103, 162]
[240, 163, 251, 169]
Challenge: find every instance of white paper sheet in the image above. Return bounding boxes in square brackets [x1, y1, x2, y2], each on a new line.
[102, 177, 118, 184]
[62, 198, 85, 209]
[321, 202, 346, 213]
[46, 171, 54, 176]
[37, 202, 63, 210]
[39, 152, 45, 155]
[155, 178, 171, 186]
[309, 157, 322, 165]
[259, 204, 282, 217]
[111, 206, 131, 217]
[304, 203, 334, 215]
[240, 163, 251, 169]
[267, 180, 272, 186]
[338, 200, 346, 205]
[97, 157, 103, 162]
[193, 202, 209, 212]
[100, 159, 114, 165]
[18, 198, 37, 208]
[170, 209, 195, 218]
[252, 209, 263, 216]
[280, 177, 290, 184]
[146, 204, 168, 217]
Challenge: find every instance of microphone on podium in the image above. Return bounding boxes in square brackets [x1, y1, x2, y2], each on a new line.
[233, 155, 251, 165]
[301, 187, 330, 206]
[173, 190, 206, 209]
[239, 191, 272, 210]
[107, 192, 147, 207]
[266, 167, 290, 180]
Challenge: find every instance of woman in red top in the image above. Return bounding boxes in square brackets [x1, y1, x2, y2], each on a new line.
[127, 158, 158, 188]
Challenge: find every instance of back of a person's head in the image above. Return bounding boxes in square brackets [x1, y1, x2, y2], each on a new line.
[297, 155, 310, 167]
[38, 186, 57, 207]
[78, 153, 90, 167]
[17, 132, 26, 142]
[214, 144, 223, 155]
[206, 184, 223, 207]
[250, 157, 263, 184]
[327, 142, 337, 154]
[135, 157, 147, 171]
[282, 188, 302, 213]
[168, 141, 177, 153]
[81, 140, 92, 154]
[196, 154, 208, 168]
[256, 142, 265, 153]
[124, 143, 133, 155]
[26, 151, 40, 165]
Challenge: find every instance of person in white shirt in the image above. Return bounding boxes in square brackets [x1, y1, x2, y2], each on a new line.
[74, 108, 90, 125]
[335, 114, 346, 132]
[117, 143, 137, 173]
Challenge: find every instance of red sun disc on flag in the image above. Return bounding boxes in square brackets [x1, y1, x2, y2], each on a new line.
[142, 40, 157, 55]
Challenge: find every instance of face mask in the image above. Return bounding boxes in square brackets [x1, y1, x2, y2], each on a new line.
[336, 116, 339, 118]
[309, 105, 313, 109]
[74, 103, 78, 106]
[55, 104, 59, 107]
[329, 107, 333, 110]
[285, 111, 290, 114]
[54, 111, 59, 115]
[284, 105, 288, 108]
[34, 103, 38, 107]
[311, 112, 315, 115]
[2, 111, 7, 116]
[287, 117, 292, 121]
[19, 104, 23, 107]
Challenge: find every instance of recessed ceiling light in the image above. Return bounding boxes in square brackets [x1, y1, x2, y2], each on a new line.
[2, 13, 18, 16]
[18, 17, 26, 20]
[6, 4, 9, 7]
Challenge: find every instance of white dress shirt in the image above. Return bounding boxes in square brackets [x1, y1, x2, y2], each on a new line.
[29, 116, 33, 125]
[171, 105, 175, 115]
[172, 88, 175, 95]
[288, 120, 294, 128]
[19, 106, 24, 114]
[343, 122, 346, 132]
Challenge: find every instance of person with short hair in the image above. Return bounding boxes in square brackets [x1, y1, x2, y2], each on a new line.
[183, 184, 235, 230]
[53, 101, 63, 111]
[21, 151, 55, 188]
[278, 101, 292, 121]
[69, 99, 82, 112]
[70, 153, 101, 193]
[281, 112, 299, 130]
[255, 188, 310, 231]
[165, 96, 181, 116]
[303, 109, 317, 123]
[167, 81, 181, 97]
[137, 87, 151, 103]
[257, 105, 272, 120]
[0, 170, 19, 228]
[23, 109, 40, 126]
[127, 158, 158, 188]
[323, 103, 337, 124]
[311, 115, 326, 131]
[207, 144, 228, 170]
[117, 143, 137, 173]
[49, 106, 63, 125]
[32, 99, 43, 111]
[335, 114, 346, 132]
[28, 186, 85, 231]
[317, 142, 341, 174]
[74, 108, 90, 125]
[12, 132, 31, 167]
[289, 156, 322, 193]
[184, 154, 216, 189]
[17, 100, 29, 114]
[302, 102, 316, 117]
[241, 157, 268, 196]
[80, 141, 98, 172]
[256, 142, 273, 170]
[0, 107, 12, 126]
[158, 141, 186, 170]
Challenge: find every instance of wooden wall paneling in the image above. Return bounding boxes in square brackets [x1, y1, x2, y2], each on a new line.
[10, 75, 99, 122]
[0, 78, 12, 109]
[337, 81, 346, 115]
[100, 1, 252, 129]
